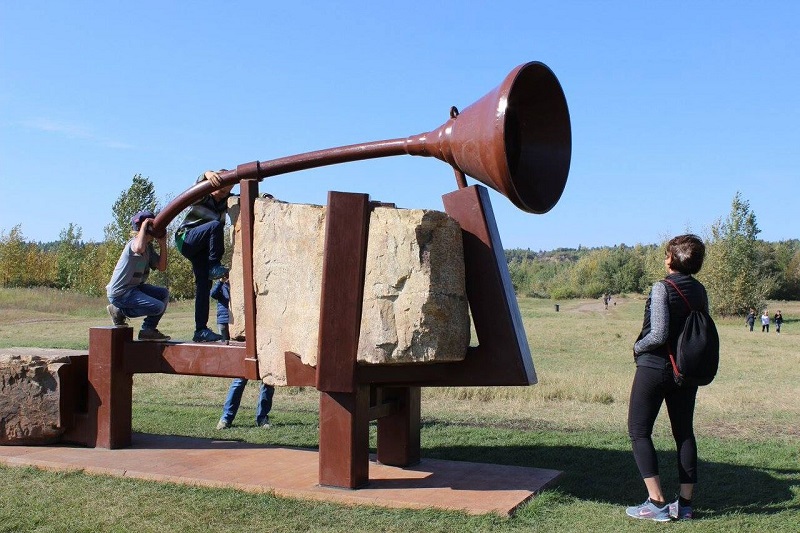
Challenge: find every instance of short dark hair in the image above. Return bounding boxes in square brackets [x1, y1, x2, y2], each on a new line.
[667, 234, 705, 274]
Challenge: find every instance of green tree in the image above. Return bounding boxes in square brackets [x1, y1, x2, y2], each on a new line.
[55, 223, 84, 290]
[75, 241, 118, 297]
[701, 192, 772, 316]
[0, 225, 31, 286]
[767, 240, 800, 300]
[105, 174, 158, 246]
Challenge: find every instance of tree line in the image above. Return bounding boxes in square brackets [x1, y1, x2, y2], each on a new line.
[1, 176, 798, 317]
[0, 175, 203, 302]
[506, 192, 799, 315]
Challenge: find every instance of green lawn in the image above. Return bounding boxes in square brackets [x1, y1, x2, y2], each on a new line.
[1, 288, 798, 532]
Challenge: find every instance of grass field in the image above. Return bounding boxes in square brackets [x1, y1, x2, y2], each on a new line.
[1, 287, 798, 532]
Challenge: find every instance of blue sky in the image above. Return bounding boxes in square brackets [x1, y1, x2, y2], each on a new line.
[1, 2, 798, 250]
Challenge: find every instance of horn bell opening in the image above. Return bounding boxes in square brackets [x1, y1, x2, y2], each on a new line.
[504, 62, 572, 214]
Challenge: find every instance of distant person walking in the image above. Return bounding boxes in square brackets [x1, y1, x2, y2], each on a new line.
[761, 310, 770, 333]
[746, 308, 756, 332]
[774, 310, 783, 334]
[626, 235, 709, 522]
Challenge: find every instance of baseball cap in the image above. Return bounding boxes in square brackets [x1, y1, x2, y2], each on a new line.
[131, 210, 156, 230]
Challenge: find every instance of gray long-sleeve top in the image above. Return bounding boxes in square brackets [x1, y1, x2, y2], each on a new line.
[634, 282, 669, 355]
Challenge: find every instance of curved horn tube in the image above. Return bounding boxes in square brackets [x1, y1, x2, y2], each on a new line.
[152, 61, 570, 235]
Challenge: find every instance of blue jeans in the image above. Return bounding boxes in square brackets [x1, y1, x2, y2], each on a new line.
[220, 378, 275, 425]
[178, 220, 225, 331]
[109, 284, 169, 330]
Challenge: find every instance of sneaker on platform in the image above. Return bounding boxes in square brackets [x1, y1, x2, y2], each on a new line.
[193, 327, 223, 342]
[107, 304, 128, 327]
[138, 329, 171, 341]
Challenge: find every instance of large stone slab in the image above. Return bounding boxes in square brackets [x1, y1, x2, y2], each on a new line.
[229, 198, 469, 385]
[0, 348, 84, 445]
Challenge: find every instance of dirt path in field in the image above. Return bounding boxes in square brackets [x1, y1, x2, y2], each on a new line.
[574, 301, 605, 313]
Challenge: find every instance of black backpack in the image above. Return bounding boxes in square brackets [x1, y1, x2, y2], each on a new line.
[663, 279, 720, 386]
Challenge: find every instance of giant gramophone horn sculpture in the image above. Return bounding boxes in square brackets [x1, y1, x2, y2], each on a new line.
[80, 62, 572, 497]
[152, 61, 570, 233]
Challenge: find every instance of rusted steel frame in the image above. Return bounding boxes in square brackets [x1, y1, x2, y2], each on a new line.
[319, 388, 371, 489]
[88, 327, 133, 449]
[239, 178, 260, 380]
[375, 386, 421, 467]
[315, 192, 371, 393]
[316, 191, 372, 488]
[288, 185, 536, 388]
[441, 185, 536, 385]
[122, 341, 249, 378]
[284, 351, 316, 386]
[59, 354, 90, 445]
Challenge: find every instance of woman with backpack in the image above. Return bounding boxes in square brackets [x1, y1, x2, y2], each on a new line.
[625, 234, 710, 522]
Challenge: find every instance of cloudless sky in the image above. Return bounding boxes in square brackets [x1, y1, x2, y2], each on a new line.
[1, 1, 798, 251]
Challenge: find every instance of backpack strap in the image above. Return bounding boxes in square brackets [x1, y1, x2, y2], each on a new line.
[662, 278, 691, 382]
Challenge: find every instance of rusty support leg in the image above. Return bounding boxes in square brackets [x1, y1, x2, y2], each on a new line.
[376, 386, 421, 467]
[239, 178, 260, 380]
[319, 386, 371, 488]
[316, 191, 371, 488]
[88, 327, 133, 448]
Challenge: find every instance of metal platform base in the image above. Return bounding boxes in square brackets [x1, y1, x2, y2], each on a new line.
[0, 433, 562, 516]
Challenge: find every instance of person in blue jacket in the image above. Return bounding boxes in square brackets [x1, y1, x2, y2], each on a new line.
[211, 276, 275, 429]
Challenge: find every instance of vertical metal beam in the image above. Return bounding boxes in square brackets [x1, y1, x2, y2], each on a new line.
[319, 387, 371, 488]
[87, 327, 133, 448]
[316, 191, 371, 488]
[376, 386, 421, 467]
[316, 192, 370, 393]
[239, 178, 260, 380]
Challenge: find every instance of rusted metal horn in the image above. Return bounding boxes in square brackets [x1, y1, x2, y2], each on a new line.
[152, 61, 571, 235]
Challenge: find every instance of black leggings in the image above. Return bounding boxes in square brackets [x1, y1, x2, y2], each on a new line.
[628, 364, 698, 483]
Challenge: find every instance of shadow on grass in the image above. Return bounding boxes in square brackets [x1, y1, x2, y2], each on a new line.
[423, 440, 799, 517]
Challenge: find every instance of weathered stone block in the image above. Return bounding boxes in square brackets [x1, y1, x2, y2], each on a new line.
[0, 348, 84, 445]
[229, 198, 469, 385]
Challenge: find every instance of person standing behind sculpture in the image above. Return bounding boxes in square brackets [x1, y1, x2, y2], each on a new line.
[212, 276, 276, 429]
[774, 310, 783, 334]
[745, 308, 756, 331]
[761, 310, 770, 332]
[215, 372, 276, 430]
[175, 170, 234, 342]
[626, 234, 709, 522]
[210, 275, 231, 342]
[106, 211, 171, 341]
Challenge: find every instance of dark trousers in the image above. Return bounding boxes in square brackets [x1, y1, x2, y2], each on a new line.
[179, 220, 225, 331]
[628, 364, 698, 483]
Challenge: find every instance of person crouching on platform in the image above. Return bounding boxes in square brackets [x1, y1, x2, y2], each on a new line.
[105, 210, 171, 341]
